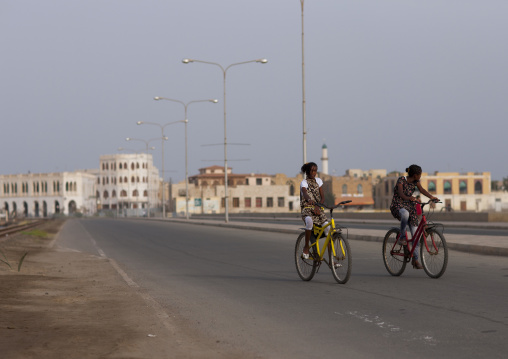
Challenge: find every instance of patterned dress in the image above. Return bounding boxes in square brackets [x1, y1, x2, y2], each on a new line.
[300, 178, 328, 227]
[390, 176, 419, 227]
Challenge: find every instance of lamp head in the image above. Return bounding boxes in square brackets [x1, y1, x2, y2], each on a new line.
[257, 59, 268, 64]
[126, 137, 131, 141]
[136, 121, 143, 125]
[211, 99, 218, 103]
[182, 58, 193, 64]
[154, 96, 161, 100]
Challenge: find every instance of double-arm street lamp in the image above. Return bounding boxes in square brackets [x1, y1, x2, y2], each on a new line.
[182, 58, 268, 222]
[152, 97, 218, 220]
[136, 120, 190, 219]
[126, 136, 167, 217]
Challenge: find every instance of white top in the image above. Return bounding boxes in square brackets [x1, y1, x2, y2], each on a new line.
[300, 177, 323, 196]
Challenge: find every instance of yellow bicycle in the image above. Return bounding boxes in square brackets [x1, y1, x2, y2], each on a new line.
[295, 201, 352, 284]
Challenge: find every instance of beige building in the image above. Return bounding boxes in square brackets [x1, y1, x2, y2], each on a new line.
[374, 171, 493, 212]
[171, 166, 296, 215]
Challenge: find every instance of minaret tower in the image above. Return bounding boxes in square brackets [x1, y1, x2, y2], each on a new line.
[321, 143, 329, 175]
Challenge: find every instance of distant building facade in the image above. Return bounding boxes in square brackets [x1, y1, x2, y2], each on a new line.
[374, 171, 497, 212]
[96, 153, 160, 213]
[0, 170, 97, 218]
[171, 166, 295, 214]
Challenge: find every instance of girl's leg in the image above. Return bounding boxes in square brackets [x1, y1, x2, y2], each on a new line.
[398, 208, 410, 244]
[303, 216, 313, 257]
[409, 225, 419, 260]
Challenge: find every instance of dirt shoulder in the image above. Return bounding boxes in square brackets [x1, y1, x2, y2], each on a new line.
[0, 220, 249, 359]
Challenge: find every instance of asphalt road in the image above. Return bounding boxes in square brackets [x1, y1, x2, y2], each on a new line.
[61, 218, 508, 359]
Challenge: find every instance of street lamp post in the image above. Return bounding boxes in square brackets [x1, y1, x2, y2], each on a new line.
[136, 120, 185, 219]
[182, 58, 268, 222]
[126, 137, 164, 217]
[153, 97, 218, 220]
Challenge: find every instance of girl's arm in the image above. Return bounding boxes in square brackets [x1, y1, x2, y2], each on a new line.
[416, 182, 439, 201]
[301, 187, 313, 204]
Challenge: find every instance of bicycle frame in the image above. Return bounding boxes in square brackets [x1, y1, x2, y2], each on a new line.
[392, 203, 441, 259]
[310, 217, 345, 261]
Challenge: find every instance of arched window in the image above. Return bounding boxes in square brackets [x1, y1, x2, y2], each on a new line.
[103, 191, 109, 199]
[112, 190, 117, 198]
[133, 189, 139, 197]
[124, 162, 127, 169]
[357, 184, 363, 194]
[119, 177, 123, 183]
[131, 176, 135, 183]
[74, 182, 77, 191]
[143, 190, 148, 197]
[124, 176, 128, 183]
[96, 190, 100, 198]
[459, 181, 467, 194]
[443, 181, 451, 194]
[136, 162, 140, 169]
[136, 176, 140, 183]
[119, 163, 123, 169]
[342, 184, 347, 194]
[56, 182, 60, 192]
[475, 181, 483, 194]
[131, 163, 135, 170]
[428, 181, 436, 193]
[120, 190, 127, 197]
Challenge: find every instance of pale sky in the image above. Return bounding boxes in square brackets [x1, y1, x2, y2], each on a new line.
[2, 0, 507, 182]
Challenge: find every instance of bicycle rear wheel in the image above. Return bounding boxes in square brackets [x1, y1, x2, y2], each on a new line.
[329, 233, 352, 284]
[382, 228, 407, 276]
[421, 229, 448, 278]
[295, 232, 317, 281]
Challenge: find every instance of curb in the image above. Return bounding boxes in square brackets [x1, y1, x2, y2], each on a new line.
[154, 217, 508, 258]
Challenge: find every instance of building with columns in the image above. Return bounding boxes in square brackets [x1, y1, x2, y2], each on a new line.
[0, 170, 97, 218]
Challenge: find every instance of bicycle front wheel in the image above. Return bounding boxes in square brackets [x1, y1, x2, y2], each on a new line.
[329, 233, 352, 284]
[295, 232, 317, 281]
[382, 228, 407, 276]
[421, 228, 448, 278]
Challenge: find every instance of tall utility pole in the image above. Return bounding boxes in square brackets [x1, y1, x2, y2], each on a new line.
[301, 0, 307, 165]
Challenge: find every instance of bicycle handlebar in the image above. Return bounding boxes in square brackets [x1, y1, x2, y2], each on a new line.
[316, 200, 352, 210]
[420, 199, 441, 210]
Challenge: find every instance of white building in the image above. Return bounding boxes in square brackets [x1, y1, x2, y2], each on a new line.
[0, 170, 97, 217]
[96, 153, 160, 214]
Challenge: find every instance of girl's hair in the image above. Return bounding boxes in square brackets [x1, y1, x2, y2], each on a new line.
[406, 164, 422, 177]
[301, 162, 318, 176]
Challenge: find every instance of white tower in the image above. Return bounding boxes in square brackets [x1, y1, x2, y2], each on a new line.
[321, 143, 329, 175]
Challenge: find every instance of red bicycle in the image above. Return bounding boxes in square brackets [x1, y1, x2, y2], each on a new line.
[382, 199, 448, 278]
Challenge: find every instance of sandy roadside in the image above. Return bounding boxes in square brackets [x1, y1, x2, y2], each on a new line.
[0, 219, 251, 359]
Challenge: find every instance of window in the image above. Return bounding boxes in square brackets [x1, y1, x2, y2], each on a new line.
[233, 197, 240, 208]
[256, 197, 262, 207]
[143, 190, 148, 197]
[289, 183, 295, 196]
[119, 163, 123, 169]
[245, 197, 251, 208]
[342, 184, 348, 194]
[443, 181, 452, 194]
[459, 181, 467, 194]
[256, 178, 262, 185]
[278, 197, 285, 207]
[246, 178, 249, 185]
[428, 181, 436, 193]
[120, 190, 127, 197]
[131, 163, 135, 170]
[475, 181, 483, 194]
[112, 190, 117, 198]
[221, 198, 225, 208]
[133, 189, 139, 197]
[103, 191, 109, 199]
[267, 197, 273, 207]
[357, 184, 363, 194]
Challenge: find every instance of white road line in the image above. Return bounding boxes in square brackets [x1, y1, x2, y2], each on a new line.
[74, 220, 178, 334]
